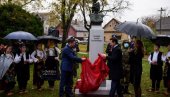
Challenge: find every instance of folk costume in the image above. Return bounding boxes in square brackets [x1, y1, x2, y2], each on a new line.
[31, 44, 46, 90]
[148, 51, 165, 91]
[164, 51, 170, 94]
[44, 41, 60, 89]
[0, 52, 15, 95]
[14, 46, 33, 93]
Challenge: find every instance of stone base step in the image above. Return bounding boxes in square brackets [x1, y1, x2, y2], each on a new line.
[75, 80, 111, 97]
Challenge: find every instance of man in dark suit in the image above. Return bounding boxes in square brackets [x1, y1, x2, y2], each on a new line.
[59, 37, 85, 97]
[105, 34, 119, 80]
[102, 37, 123, 97]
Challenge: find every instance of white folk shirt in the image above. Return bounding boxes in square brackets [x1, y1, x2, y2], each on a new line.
[31, 50, 46, 62]
[148, 51, 165, 64]
[166, 51, 170, 59]
[14, 52, 32, 63]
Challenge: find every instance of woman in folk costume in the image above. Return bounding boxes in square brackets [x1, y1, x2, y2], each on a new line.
[163, 44, 170, 96]
[148, 44, 165, 93]
[31, 43, 46, 91]
[45, 40, 60, 90]
[14, 44, 33, 94]
[0, 45, 15, 96]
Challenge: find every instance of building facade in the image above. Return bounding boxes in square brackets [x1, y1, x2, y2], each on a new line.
[156, 16, 170, 35]
[103, 18, 129, 43]
[56, 23, 88, 40]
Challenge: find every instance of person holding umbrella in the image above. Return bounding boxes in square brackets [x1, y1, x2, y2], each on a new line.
[44, 40, 61, 90]
[130, 36, 136, 50]
[14, 44, 33, 94]
[31, 43, 46, 91]
[148, 44, 165, 93]
[0, 45, 15, 96]
[129, 40, 144, 97]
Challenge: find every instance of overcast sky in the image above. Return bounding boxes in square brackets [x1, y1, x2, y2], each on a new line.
[102, 0, 170, 25]
[72, 0, 170, 26]
[40, 0, 170, 26]
[121, 0, 170, 21]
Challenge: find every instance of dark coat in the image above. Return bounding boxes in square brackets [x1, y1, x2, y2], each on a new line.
[105, 43, 112, 68]
[129, 49, 143, 86]
[61, 45, 82, 72]
[106, 45, 123, 81]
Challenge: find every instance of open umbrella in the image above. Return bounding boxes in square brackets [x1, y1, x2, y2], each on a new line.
[4, 31, 37, 40]
[37, 35, 61, 42]
[151, 35, 170, 46]
[116, 21, 155, 39]
[0, 55, 13, 80]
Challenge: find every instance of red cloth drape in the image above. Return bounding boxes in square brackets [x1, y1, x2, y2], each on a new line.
[75, 54, 109, 94]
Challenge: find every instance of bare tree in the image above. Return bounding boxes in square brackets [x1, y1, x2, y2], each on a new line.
[141, 15, 160, 33]
[31, 0, 130, 48]
[79, 0, 131, 51]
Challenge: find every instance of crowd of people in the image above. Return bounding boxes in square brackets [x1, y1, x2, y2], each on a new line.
[102, 35, 144, 97]
[0, 35, 170, 97]
[0, 37, 84, 97]
[103, 35, 170, 97]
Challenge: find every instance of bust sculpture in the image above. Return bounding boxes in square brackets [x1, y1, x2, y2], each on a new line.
[90, 0, 104, 25]
[92, 0, 100, 14]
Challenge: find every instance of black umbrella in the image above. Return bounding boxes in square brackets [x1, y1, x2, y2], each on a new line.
[37, 35, 61, 42]
[151, 35, 170, 46]
[4, 31, 37, 40]
[116, 21, 155, 39]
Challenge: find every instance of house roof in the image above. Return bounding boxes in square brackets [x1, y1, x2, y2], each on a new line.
[156, 16, 170, 30]
[103, 18, 121, 29]
[56, 23, 88, 33]
[72, 25, 88, 32]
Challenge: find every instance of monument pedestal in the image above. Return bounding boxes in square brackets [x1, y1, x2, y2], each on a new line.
[75, 80, 111, 97]
[89, 25, 104, 63]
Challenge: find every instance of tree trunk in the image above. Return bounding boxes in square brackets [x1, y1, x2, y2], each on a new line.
[61, 0, 66, 48]
[61, 0, 78, 48]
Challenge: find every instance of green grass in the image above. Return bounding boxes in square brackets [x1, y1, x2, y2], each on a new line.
[0, 58, 167, 97]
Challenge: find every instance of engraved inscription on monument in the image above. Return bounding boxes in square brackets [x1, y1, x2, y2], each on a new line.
[91, 35, 102, 42]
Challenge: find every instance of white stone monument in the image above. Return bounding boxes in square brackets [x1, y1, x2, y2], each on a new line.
[75, 1, 110, 97]
[89, 25, 104, 63]
[88, 0, 104, 63]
